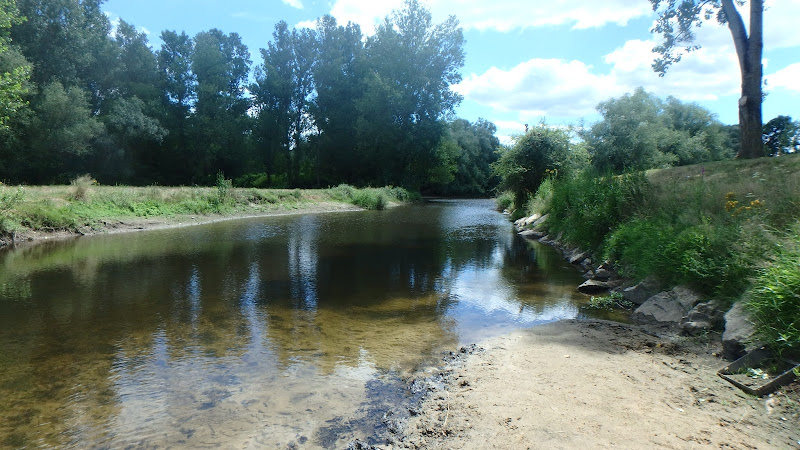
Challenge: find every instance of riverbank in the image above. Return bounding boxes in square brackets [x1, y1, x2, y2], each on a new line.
[396, 319, 800, 449]
[0, 183, 414, 247]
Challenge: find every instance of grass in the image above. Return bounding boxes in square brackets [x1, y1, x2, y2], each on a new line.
[0, 180, 416, 242]
[510, 153, 800, 353]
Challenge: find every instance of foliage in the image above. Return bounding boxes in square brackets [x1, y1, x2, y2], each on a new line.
[492, 125, 574, 212]
[585, 88, 733, 173]
[649, 0, 764, 159]
[69, 174, 96, 201]
[747, 231, 800, 355]
[0, 0, 488, 191]
[588, 292, 632, 311]
[495, 191, 514, 212]
[543, 171, 649, 251]
[763, 115, 799, 156]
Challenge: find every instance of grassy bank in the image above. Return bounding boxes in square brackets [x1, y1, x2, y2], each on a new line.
[507, 153, 800, 355]
[0, 177, 417, 244]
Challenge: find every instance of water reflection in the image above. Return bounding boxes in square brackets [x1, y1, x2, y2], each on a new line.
[0, 200, 594, 447]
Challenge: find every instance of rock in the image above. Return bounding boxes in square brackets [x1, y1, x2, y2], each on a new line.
[531, 214, 549, 228]
[621, 277, 660, 306]
[577, 279, 613, 294]
[569, 251, 589, 265]
[592, 268, 613, 281]
[583, 270, 595, 280]
[722, 302, 759, 360]
[524, 214, 541, 226]
[518, 229, 545, 239]
[680, 300, 726, 336]
[631, 286, 703, 324]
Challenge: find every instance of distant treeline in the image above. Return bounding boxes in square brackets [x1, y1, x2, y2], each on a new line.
[0, 0, 499, 195]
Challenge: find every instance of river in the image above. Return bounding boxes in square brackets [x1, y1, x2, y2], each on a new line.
[0, 199, 619, 448]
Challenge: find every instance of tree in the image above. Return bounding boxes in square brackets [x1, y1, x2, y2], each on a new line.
[157, 30, 195, 183]
[0, 0, 29, 131]
[650, 0, 763, 159]
[493, 125, 572, 210]
[585, 88, 732, 172]
[763, 115, 799, 156]
[191, 29, 251, 181]
[441, 118, 500, 196]
[357, 0, 465, 188]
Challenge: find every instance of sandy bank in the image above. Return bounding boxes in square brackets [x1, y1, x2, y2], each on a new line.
[398, 320, 799, 449]
[1, 201, 363, 248]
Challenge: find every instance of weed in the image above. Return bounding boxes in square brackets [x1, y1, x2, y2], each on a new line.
[69, 174, 97, 201]
[587, 292, 633, 311]
[495, 191, 514, 212]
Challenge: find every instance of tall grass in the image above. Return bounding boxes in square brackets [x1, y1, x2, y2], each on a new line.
[527, 154, 800, 303]
[747, 228, 800, 356]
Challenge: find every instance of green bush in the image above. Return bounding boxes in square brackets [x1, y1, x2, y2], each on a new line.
[747, 234, 800, 356]
[603, 218, 674, 280]
[546, 171, 649, 251]
[495, 191, 514, 212]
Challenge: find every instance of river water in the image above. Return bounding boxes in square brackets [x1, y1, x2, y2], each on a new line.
[0, 199, 618, 448]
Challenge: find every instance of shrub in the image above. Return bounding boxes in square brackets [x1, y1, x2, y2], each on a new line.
[495, 191, 514, 212]
[546, 171, 649, 251]
[70, 174, 97, 201]
[747, 232, 800, 356]
[603, 218, 674, 280]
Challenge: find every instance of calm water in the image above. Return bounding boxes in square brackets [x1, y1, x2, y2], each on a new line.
[0, 199, 611, 448]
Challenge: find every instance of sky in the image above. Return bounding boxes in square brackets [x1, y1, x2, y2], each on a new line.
[103, 0, 800, 142]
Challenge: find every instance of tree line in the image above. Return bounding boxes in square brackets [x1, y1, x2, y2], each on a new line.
[0, 0, 499, 195]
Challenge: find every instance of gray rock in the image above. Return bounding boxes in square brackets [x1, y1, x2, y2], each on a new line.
[569, 251, 589, 265]
[531, 214, 549, 228]
[577, 279, 612, 294]
[592, 268, 613, 281]
[680, 300, 726, 336]
[518, 229, 545, 239]
[722, 302, 759, 360]
[523, 214, 541, 226]
[621, 277, 660, 306]
[631, 286, 703, 324]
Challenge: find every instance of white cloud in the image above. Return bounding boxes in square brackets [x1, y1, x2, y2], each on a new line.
[766, 63, 800, 93]
[282, 0, 304, 9]
[454, 58, 619, 118]
[326, 0, 651, 34]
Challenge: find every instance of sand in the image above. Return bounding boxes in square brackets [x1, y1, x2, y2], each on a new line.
[397, 320, 800, 449]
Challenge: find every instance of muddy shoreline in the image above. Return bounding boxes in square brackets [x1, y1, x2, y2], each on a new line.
[0, 201, 362, 249]
[368, 319, 799, 449]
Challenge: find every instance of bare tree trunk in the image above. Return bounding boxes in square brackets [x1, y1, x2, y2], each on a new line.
[722, 0, 764, 159]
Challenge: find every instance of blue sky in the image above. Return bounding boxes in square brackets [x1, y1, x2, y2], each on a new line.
[104, 0, 800, 142]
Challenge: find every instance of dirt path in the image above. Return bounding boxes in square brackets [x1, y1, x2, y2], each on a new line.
[398, 320, 800, 449]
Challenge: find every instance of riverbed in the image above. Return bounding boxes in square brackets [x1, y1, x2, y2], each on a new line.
[0, 199, 617, 448]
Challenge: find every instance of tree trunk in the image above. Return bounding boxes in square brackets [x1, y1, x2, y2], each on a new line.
[722, 0, 764, 159]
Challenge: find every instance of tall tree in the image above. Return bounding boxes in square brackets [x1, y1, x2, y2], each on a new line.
[358, 0, 465, 188]
[763, 115, 799, 156]
[650, 0, 763, 159]
[310, 15, 365, 185]
[191, 29, 251, 181]
[157, 30, 195, 183]
[0, 0, 29, 132]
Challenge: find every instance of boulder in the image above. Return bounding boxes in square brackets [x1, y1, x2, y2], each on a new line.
[577, 279, 613, 295]
[531, 214, 549, 228]
[592, 268, 613, 281]
[523, 214, 541, 226]
[631, 286, 703, 324]
[518, 229, 545, 239]
[722, 302, 759, 360]
[568, 251, 589, 265]
[621, 277, 660, 306]
[680, 300, 726, 336]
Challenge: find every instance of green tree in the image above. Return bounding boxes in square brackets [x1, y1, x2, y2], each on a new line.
[309, 15, 365, 185]
[586, 88, 732, 172]
[190, 29, 251, 181]
[23, 82, 103, 182]
[12, 0, 116, 112]
[493, 125, 572, 210]
[442, 118, 500, 196]
[157, 30, 195, 183]
[650, 0, 763, 159]
[357, 0, 465, 188]
[762, 115, 799, 156]
[0, 0, 29, 131]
